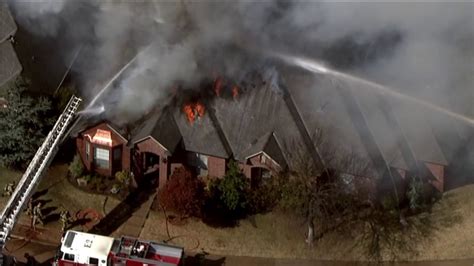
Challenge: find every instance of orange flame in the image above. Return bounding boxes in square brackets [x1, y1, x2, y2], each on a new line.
[195, 102, 205, 117]
[214, 77, 223, 97]
[232, 85, 239, 99]
[183, 101, 206, 124]
[183, 104, 196, 123]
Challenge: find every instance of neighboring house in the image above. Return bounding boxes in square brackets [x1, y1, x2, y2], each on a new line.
[73, 70, 448, 194]
[0, 3, 22, 89]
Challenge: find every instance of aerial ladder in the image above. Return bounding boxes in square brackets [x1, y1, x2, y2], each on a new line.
[0, 96, 82, 265]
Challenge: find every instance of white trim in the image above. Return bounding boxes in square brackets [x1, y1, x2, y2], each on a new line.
[245, 151, 281, 168]
[135, 136, 171, 155]
[106, 124, 128, 142]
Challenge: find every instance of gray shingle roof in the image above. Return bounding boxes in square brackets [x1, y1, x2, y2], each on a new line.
[0, 3, 21, 87]
[132, 108, 181, 153]
[212, 74, 307, 170]
[388, 96, 448, 165]
[284, 72, 381, 177]
[0, 41, 22, 87]
[0, 3, 16, 43]
[172, 104, 230, 158]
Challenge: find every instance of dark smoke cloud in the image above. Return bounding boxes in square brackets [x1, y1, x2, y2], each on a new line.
[8, 1, 474, 123]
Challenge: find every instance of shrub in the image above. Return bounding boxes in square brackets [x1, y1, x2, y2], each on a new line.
[215, 160, 249, 212]
[407, 176, 424, 211]
[158, 167, 205, 218]
[115, 170, 131, 186]
[69, 154, 84, 178]
[247, 178, 281, 214]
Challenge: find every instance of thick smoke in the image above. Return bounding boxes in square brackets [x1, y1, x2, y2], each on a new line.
[8, 1, 474, 124]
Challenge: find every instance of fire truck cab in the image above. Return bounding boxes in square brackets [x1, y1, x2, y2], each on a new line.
[56, 230, 184, 266]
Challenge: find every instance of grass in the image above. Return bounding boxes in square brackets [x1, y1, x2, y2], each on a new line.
[141, 210, 354, 260]
[1, 164, 120, 232]
[0, 167, 22, 209]
[141, 184, 474, 261]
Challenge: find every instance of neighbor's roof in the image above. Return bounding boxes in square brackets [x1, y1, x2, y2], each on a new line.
[0, 40, 21, 87]
[132, 107, 182, 153]
[0, 3, 16, 43]
[61, 231, 115, 259]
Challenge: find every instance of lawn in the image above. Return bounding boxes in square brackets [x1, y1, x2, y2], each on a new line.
[1, 164, 120, 233]
[141, 184, 474, 261]
[0, 167, 22, 209]
[140, 210, 355, 260]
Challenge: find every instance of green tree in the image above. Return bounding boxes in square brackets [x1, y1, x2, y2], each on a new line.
[216, 160, 249, 211]
[69, 154, 84, 178]
[0, 77, 54, 169]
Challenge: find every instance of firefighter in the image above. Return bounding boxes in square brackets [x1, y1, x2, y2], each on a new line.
[60, 210, 72, 232]
[25, 198, 33, 216]
[2, 181, 15, 197]
[32, 202, 44, 230]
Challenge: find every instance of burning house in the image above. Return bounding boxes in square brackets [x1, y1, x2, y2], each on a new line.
[73, 74, 295, 186]
[72, 66, 450, 196]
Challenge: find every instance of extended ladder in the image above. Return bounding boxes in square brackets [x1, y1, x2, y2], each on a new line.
[0, 96, 82, 259]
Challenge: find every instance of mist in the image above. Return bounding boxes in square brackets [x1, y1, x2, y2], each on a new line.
[8, 1, 474, 124]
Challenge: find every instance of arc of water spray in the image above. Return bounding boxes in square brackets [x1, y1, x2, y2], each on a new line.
[279, 54, 474, 127]
[62, 46, 150, 142]
[54, 45, 83, 95]
[86, 45, 151, 110]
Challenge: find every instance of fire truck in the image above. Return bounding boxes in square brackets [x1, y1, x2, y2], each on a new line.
[54, 230, 184, 266]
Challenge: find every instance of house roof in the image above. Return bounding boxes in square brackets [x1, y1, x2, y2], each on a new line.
[284, 71, 381, 178]
[211, 73, 308, 170]
[132, 108, 182, 153]
[172, 104, 230, 158]
[0, 3, 16, 43]
[0, 4, 21, 87]
[388, 96, 448, 165]
[241, 132, 288, 168]
[0, 40, 22, 87]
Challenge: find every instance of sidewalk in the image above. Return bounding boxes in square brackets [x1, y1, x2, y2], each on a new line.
[111, 192, 157, 238]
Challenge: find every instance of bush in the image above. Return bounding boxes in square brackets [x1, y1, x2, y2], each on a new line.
[407, 177, 424, 211]
[215, 160, 249, 212]
[158, 167, 205, 218]
[115, 170, 131, 186]
[69, 155, 84, 178]
[247, 178, 281, 214]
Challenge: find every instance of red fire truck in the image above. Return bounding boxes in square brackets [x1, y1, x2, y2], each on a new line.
[54, 230, 184, 266]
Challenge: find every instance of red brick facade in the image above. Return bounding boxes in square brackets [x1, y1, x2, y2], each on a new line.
[76, 122, 130, 177]
[425, 162, 444, 192]
[134, 137, 170, 187]
[207, 156, 227, 178]
[75, 123, 446, 193]
[240, 152, 282, 179]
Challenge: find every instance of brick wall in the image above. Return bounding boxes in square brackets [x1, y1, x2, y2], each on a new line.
[76, 122, 128, 177]
[240, 153, 282, 179]
[208, 156, 226, 178]
[135, 137, 169, 187]
[425, 162, 445, 192]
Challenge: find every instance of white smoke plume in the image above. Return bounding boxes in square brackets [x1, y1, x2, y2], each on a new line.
[8, 1, 474, 124]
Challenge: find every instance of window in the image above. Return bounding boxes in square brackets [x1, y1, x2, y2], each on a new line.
[89, 257, 99, 265]
[94, 147, 110, 169]
[85, 141, 90, 161]
[113, 148, 122, 161]
[198, 154, 208, 169]
[63, 253, 75, 261]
